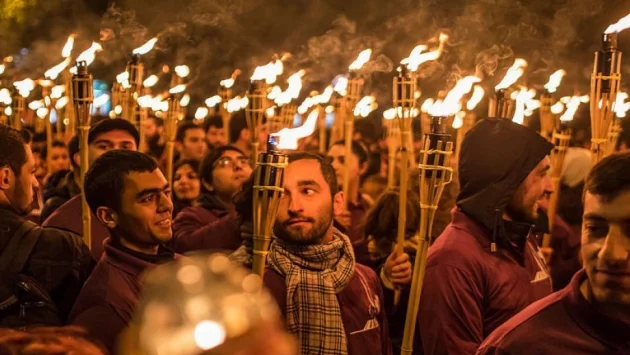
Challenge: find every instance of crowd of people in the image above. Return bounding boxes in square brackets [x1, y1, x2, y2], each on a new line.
[0, 109, 629, 355]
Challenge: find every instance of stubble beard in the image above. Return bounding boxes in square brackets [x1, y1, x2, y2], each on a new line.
[274, 211, 333, 246]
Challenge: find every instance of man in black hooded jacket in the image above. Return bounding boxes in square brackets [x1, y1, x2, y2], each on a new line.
[415, 118, 555, 355]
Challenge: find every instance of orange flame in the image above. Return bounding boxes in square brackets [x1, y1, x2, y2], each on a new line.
[45, 57, 71, 80]
[348, 49, 372, 71]
[614, 92, 629, 118]
[452, 111, 466, 129]
[51, 85, 65, 99]
[116, 71, 129, 84]
[226, 96, 249, 113]
[430, 76, 480, 117]
[143, 75, 159, 88]
[605, 13, 630, 34]
[28, 100, 44, 111]
[205, 95, 222, 107]
[251, 60, 284, 84]
[137, 95, 153, 108]
[273, 70, 305, 106]
[550, 101, 564, 115]
[271, 108, 319, 150]
[0, 89, 11, 105]
[169, 84, 186, 94]
[466, 85, 485, 110]
[13, 78, 35, 98]
[333, 77, 348, 96]
[421, 98, 434, 113]
[495, 58, 528, 90]
[175, 65, 190, 78]
[195, 107, 209, 120]
[297, 86, 334, 114]
[544, 69, 566, 94]
[133, 37, 158, 55]
[75, 42, 103, 65]
[510, 87, 538, 125]
[383, 108, 397, 120]
[559, 95, 589, 122]
[401, 33, 449, 72]
[353, 95, 378, 117]
[56, 96, 69, 110]
[220, 69, 240, 89]
[180, 94, 191, 107]
[61, 34, 76, 58]
[36, 107, 49, 119]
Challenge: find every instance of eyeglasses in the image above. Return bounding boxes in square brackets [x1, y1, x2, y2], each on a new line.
[213, 156, 251, 169]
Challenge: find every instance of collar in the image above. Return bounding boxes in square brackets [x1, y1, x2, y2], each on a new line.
[564, 270, 630, 349]
[103, 239, 174, 277]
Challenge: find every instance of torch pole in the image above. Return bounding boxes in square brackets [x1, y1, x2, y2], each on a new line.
[342, 75, 364, 209]
[317, 105, 327, 154]
[165, 99, 180, 188]
[64, 70, 76, 138]
[605, 118, 622, 156]
[42, 86, 54, 175]
[126, 55, 144, 127]
[72, 61, 94, 249]
[400, 116, 454, 355]
[246, 81, 269, 166]
[384, 118, 400, 189]
[11, 93, 24, 130]
[252, 136, 288, 278]
[219, 86, 232, 143]
[539, 92, 554, 141]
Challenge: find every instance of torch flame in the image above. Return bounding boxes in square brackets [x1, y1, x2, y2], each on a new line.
[605, 13, 630, 34]
[93, 94, 110, 109]
[220, 78, 235, 89]
[28, 100, 44, 111]
[452, 111, 466, 129]
[56, 96, 69, 110]
[421, 98, 434, 113]
[137, 95, 153, 108]
[205, 95, 222, 107]
[551, 101, 565, 115]
[169, 84, 186, 94]
[266, 107, 276, 119]
[45, 57, 71, 80]
[333, 76, 348, 96]
[174, 65, 190, 78]
[0, 65, 4, 75]
[297, 86, 334, 114]
[250, 60, 284, 84]
[143, 75, 159, 88]
[116, 71, 130, 84]
[226, 96, 249, 113]
[466, 85, 485, 111]
[559, 95, 589, 122]
[348, 49, 372, 71]
[14, 78, 35, 98]
[429, 76, 481, 117]
[75, 42, 103, 66]
[614, 92, 629, 118]
[353, 95, 378, 117]
[61, 34, 76, 58]
[36, 108, 48, 119]
[543, 69, 566, 94]
[495, 58, 528, 90]
[401, 33, 449, 72]
[383, 108, 396, 120]
[510, 87, 538, 125]
[133, 37, 158, 55]
[0, 89, 11, 105]
[51, 85, 65, 99]
[271, 108, 319, 150]
[195, 107, 209, 120]
[274, 70, 305, 106]
[180, 94, 191, 107]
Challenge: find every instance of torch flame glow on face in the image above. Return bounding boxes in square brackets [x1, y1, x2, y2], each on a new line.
[205, 95, 222, 107]
[559, 95, 589, 122]
[195, 107, 209, 120]
[495, 58, 528, 90]
[56, 96, 69, 110]
[348, 49, 372, 71]
[401, 33, 449, 72]
[175, 65, 190, 78]
[14, 78, 35, 98]
[226, 96, 249, 113]
[271, 108, 319, 150]
[543, 69, 566, 94]
[452, 111, 466, 129]
[61, 34, 76, 58]
[429, 76, 481, 117]
[466, 85, 485, 111]
[250, 60, 284, 84]
[353, 95, 378, 117]
[169, 84, 186, 94]
[45, 57, 71, 80]
[75, 42, 103, 66]
[605, 13, 630, 34]
[0, 89, 11, 105]
[51, 85, 65, 99]
[143, 75, 159, 88]
[133, 37, 158, 55]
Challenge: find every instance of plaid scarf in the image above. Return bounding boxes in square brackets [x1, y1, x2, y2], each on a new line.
[269, 229, 355, 355]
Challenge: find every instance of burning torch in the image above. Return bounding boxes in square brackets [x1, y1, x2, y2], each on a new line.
[590, 14, 629, 165]
[11, 78, 34, 129]
[606, 92, 628, 156]
[453, 85, 484, 160]
[165, 90, 183, 187]
[219, 70, 240, 140]
[382, 108, 401, 189]
[401, 113, 454, 355]
[0, 89, 11, 125]
[540, 70, 566, 140]
[72, 61, 94, 248]
[490, 58, 527, 119]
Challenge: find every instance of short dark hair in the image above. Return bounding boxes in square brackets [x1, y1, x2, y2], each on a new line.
[584, 152, 630, 202]
[203, 114, 223, 133]
[19, 128, 33, 144]
[68, 135, 80, 169]
[88, 118, 140, 147]
[176, 121, 203, 142]
[84, 150, 159, 214]
[41, 140, 67, 159]
[0, 124, 27, 176]
[331, 139, 368, 165]
[229, 111, 248, 144]
[288, 151, 339, 196]
[199, 146, 246, 186]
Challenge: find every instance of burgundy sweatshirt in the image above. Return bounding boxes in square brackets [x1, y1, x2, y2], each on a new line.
[477, 270, 630, 354]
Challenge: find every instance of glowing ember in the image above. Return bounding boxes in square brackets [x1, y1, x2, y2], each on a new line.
[271, 108, 319, 150]
[14, 78, 35, 98]
[205, 95, 222, 107]
[466, 85, 485, 111]
[495, 58, 528, 90]
[175, 65, 190, 78]
[226, 96, 249, 113]
[61, 34, 76, 58]
[56, 96, 69, 110]
[94, 94, 110, 108]
[51, 85, 65, 99]
[559, 95, 589, 122]
[45, 57, 71, 80]
[421, 98, 434, 113]
[605, 13, 630, 34]
[75, 42, 103, 66]
[543, 69, 566, 94]
[430, 76, 481, 117]
[551, 102, 565, 115]
[353, 95, 378, 117]
[143, 75, 159, 88]
[401, 33, 449, 72]
[333, 77, 348, 96]
[297, 86, 334, 114]
[452, 111, 466, 129]
[169, 84, 186, 94]
[348, 49, 372, 71]
[273, 70, 305, 106]
[180, 94, 191, 107]
[133, 37, 158, 55]
[28, 100, 44, 111]
[195, 107, 209, 120]
[250, 60, 284, 84]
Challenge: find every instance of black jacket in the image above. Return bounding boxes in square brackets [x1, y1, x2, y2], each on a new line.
[40, 170, 81, 223]
[0, 204, 95, 323]
[457, 118, 553, 255]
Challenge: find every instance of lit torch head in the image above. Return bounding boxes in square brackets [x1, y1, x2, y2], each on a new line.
[348, 49, 372, 71]
[401, 33, 448, 72]
[544, 69, 566, 94]
[71, 61, 94, 127]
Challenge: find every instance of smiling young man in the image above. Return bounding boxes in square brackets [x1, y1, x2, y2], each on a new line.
[69, 150, 176, 354]
[477, 152, 630, 355]
[43, 119, 139, 259]
[263, 152, 392, 355]
[417, 118, 555, 354]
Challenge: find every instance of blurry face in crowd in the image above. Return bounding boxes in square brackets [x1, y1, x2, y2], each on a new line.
[178, 128, 207, 161]
[108, 169, 173, 253]
[274, 159, 343, 245]
[32, 151, 47, 179]
[0, 144, 38, 215]
[173, 164, 200, 203]
[505, 156, 553, 223]
[206, 125, 227, 149]
[48, 146, 70, 174]
[326, 144, 365, 187]
[208, 150, 252, 197]
[144, 118, 160, 139]
[89, 130, 137, 165]
[582, 189, 630, 309]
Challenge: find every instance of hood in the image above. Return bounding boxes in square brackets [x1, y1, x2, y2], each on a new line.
[457, 118, 553, 231]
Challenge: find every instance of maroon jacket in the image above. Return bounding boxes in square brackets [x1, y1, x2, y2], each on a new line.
[264, 263, 393, 355]
[171, 209, 241, 254]
[477, 270, 630, 354]
[43, 194, 110, 260]
[68, 239, 176, 354]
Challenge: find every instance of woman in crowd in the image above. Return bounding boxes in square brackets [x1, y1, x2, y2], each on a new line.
[172, 158, 201, 217]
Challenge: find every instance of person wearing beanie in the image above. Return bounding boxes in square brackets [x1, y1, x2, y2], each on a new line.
[416, 118, 554, 354]
[43, 119, 139, 259]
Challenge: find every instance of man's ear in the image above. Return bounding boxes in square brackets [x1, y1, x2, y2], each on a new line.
[0, 167, 12, 191]
[359, 161, 369, 176]
[72, 153, 80, 169]
[333, 191, 345, 215]
[96, 206, 118, 229]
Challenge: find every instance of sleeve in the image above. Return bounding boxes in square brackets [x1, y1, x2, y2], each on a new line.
[416, 264, 484, 355]
[171, 212, 241, 254]
[376, 275, 394, 355]
[71, 305, 128, 354]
